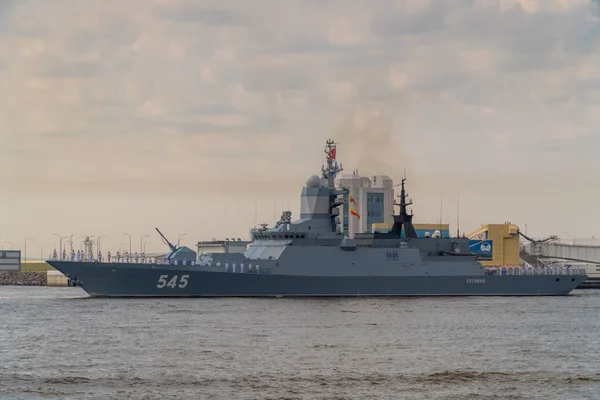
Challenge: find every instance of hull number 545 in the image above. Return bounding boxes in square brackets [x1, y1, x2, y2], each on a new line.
[157, 274, 189, 289]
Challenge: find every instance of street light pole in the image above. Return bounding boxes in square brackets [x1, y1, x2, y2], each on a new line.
[24, 238, 33, 263]
[124, 233, 131, 256]
[41, 244, 51, 261]
[98, 236, 106, 253]
[178, 233, 186, 247]
[61, 236, 69, 259]
[140, 235, 148, 254]
[53, 234, 62, 257]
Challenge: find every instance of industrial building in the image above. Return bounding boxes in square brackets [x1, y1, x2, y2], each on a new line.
[522, 237, 600, 288]
[335, 171, 394, 237]
[0, 250, 21, 271]
[467, 223, 520, 267]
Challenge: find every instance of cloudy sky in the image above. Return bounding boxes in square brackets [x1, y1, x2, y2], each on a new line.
[2, 0, 600, 257]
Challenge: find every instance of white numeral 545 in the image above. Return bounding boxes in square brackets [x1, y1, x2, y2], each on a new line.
[157, 274, 189, 289]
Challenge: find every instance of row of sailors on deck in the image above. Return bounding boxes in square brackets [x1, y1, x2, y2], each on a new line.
[485, 265, 581, 275]
[51, 249, 149, 264]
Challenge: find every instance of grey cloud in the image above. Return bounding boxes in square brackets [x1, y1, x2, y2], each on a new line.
[40, 61, 102, 78]
[185, 104, 241, 116]
[241, 67, 315, 91]
[371, 10, 446, 37]
[5, 0, 600, 241]
[67, 19, 140, 55]
[153, 4, 243, 26]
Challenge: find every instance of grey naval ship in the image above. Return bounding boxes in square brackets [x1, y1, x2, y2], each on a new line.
[47, 140, 587, 297]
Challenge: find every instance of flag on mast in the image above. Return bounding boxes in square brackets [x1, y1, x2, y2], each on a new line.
[349, 195, 357, 206]
[350, 209, 360, 219]
[329, 146, 336, 160]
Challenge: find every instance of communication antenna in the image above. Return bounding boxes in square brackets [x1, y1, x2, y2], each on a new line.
[254, 200, 258, 228]
[273, 196, 276, 225]
[439, 192, 443, 238]
[457, 189, 460, 238]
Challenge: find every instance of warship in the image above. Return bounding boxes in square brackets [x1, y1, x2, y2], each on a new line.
[47, 140, 587, 297]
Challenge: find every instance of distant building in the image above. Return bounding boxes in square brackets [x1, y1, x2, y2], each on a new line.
[336, 171, 394, 237]
[0, 250, 21, 271]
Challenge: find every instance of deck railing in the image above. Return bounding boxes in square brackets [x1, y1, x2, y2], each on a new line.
[484, 266, 586, 276]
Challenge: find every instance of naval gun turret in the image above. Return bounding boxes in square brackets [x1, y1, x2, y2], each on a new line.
[155, 227, 197, 263]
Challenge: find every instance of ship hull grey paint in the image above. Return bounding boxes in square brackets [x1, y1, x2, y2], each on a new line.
[47, 261, 587, 297]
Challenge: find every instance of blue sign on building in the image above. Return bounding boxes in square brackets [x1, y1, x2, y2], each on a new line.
[469, 240, 493, 259]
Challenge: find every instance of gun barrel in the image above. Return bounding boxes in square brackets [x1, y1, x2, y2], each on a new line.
[155, 227, 177, 252]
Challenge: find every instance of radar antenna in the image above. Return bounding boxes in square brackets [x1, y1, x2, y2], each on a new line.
[321, 139, 342, 189]
[155, 228, 177, 253]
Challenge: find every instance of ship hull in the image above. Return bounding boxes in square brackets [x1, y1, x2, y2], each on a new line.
[47, 261, 587, 297]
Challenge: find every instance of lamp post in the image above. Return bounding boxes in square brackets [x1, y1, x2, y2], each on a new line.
[124, 233, 131, 256]
[140, 234, 148, 254]
[143, 241, 151, 262]
[177, 233, 186, 247]
[98, 236, 106, 253]
[53, 234, 62, 257]
[41, 244, 51, 261]
[24, 238, 33, 263]
[61, 236, 69, 259]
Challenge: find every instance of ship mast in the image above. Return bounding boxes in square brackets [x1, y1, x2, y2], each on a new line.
[391, 177, 418, 238]
[396, 178, 413, 217]
[322, 139, 344, 232]
[322, 139, 342, 189]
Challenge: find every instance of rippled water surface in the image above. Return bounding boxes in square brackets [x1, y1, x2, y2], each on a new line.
[1, 286, 600, 399]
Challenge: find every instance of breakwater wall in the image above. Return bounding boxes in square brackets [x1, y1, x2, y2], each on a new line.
[0, 271, 47, 286]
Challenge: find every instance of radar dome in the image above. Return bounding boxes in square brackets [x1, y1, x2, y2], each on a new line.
[433, 230, 441, 238]
[424, 232, 431, 238]
[306, 175, 321, 188]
